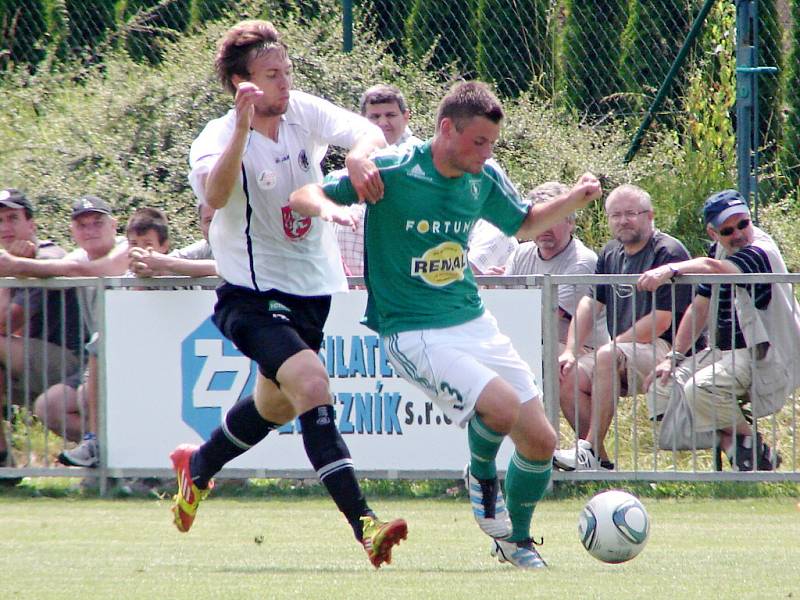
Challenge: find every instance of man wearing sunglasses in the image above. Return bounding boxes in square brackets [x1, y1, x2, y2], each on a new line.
[637, 189, 800, 471]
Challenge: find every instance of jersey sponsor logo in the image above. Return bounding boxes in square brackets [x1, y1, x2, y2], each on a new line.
[405, 219, 474, 235]
[298, 149, 310, 171]
[410, 241, 467, 287]
[281, 205, 312, 239]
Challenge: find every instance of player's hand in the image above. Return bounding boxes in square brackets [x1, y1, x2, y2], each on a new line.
[571, 172, 602, 206]
[320, 204, 357, 231]
[637, 265, 673, 292]
[485, 265, 506, 275]
[8, 239, 36, 258]
[345, 156, 384, 203]
[234, 82, 263, 132]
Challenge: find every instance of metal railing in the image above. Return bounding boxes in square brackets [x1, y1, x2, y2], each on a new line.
[0, 273, 798, 488]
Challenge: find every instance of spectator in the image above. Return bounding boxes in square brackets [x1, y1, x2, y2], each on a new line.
[553, 184, 695, 471]
[504, 181, 608, 349]
[335, 84, 422, 277]
[638, 189, 800, 471]
[129, 203, 216, 277]
[290, 80, 601, 569]
[0, 195, 128, 467]
[0, 189, 83, 473]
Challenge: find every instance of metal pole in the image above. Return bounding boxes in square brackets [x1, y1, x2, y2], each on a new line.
[624, 0, 716, 163]
[342, 0, 353, 53]
[735, 0, 777, 222]
[735, 0, 755, 205]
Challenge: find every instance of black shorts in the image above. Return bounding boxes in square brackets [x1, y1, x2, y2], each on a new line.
[212, 282, 331, 381]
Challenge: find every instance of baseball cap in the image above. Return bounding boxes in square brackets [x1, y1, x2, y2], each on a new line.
[702, 189, 750, 228]
[0, 188, 34, 213]
[71, 195, 112, 219]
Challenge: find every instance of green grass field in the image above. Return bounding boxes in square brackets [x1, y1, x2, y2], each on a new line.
[2, 494, 798, 599]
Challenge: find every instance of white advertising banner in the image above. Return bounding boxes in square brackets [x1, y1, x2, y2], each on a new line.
[105, 288, 541, 473]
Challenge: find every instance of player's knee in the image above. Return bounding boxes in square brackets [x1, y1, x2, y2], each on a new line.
[292, 374, 331, 410]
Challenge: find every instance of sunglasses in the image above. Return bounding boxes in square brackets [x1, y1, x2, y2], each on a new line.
[718, 218, 750, 237]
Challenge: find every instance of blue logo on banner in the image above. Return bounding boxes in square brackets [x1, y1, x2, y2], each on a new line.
[180, 317, 256, 440]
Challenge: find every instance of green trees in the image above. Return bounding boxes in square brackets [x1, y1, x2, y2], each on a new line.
[123, 0, 192, 64]
[780, 0, 800, 191]
[560, 0, 628, 114]
[619, 0, 692, 113]
[405, 0, 478, 75]
[476, 0, 553, 97]
[0, 0, 51, 68]
[754, 0, 784, 167]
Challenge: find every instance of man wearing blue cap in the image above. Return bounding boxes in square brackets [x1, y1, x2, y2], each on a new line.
[638, 189, 800, 470]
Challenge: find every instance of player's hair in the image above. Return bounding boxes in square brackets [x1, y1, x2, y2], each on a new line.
[435, 81, 503, 132]
[359, 84, 408, 115]
[127, 207, 169, 245]
[215, 20, 288, 95]
[605, 184, 653, 212]
[528, 182, 576, 222]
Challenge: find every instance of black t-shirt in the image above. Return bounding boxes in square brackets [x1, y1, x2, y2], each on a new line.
[10, 241, 85, 353]
[595, 231, 694, 344]
[696, 243, 772, 351]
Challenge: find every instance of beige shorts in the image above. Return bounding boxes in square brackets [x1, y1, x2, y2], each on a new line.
[8, 339, 80, 404]
[577, 338, 670, 397]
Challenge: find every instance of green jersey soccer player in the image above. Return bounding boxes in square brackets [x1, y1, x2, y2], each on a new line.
[291, 81, 601, 569]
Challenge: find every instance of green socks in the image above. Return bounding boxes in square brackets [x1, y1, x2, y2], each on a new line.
[504, 451, 552, 542]
[467, 414, 504, 480]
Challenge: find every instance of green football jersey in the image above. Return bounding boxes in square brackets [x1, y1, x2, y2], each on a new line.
[323, 141, 529, 335]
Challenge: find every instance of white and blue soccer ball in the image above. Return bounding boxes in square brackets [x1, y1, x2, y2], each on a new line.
[578, 490, 650, 563]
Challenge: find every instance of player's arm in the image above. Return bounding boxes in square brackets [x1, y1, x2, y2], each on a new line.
[289, 184, 357, 231]
[344, 130, 386, 203]
[204, 83, 261, 209]
[517, 172, 601, 240]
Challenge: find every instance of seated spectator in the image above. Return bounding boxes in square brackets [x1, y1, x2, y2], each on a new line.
[504, 181, 608, 349]
[335, 84, 422, 277]
[553, 184, 696, 471]
[129, 204, 216, 277]
[0, 189, 83, 473]
[638, 189, 800, 471]
[0, 195, 128, 468]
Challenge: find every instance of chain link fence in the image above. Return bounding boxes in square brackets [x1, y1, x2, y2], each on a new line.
[0, 0, 797, 185]
[2, 1, 791, 110]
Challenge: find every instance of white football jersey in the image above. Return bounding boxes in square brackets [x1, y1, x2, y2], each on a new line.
[189, 90, 381, 295]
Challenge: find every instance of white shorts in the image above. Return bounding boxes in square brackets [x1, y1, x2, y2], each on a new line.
[383, 311, 541, 428]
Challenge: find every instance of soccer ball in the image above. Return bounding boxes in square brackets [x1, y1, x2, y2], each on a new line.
[578, 490, 650, 563]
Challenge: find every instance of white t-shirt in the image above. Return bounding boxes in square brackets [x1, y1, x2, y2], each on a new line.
[189, 90, 382, 295]
[506, 236, 608, 346]
[170, 239, 213, 261]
